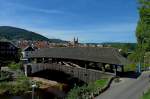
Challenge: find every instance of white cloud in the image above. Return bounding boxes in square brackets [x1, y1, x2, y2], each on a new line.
[5, 2, 64, 14]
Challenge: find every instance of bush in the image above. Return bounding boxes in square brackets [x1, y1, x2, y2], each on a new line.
[124, 64, 137, 72]
[67, 78, 108, 99]
[8, 62, 21, 70]
[0, 75, 31, 95]
[0, 71, 12, 81]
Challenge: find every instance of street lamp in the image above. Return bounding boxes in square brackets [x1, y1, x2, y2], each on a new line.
[32, 83, 37, 99]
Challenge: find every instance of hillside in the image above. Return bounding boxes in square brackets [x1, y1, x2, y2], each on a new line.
[102, 42, 137, 51]
[0, 26, 66, 43]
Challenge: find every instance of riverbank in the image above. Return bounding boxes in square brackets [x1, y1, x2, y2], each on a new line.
[0, 70, 70, 98]
[0, 67, 114, 99]
[0, 75, 31, 95]
[30, 77, 67, 90]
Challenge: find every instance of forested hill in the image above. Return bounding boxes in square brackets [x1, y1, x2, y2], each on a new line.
[0, 26, 66, 43]
[102, 42, 137, 51]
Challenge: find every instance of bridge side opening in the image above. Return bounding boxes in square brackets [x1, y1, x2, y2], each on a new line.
[28, 57, 124, 74]
[26, 57, 125, 78]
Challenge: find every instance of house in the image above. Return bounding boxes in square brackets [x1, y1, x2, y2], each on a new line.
[0, 41, 19, 63]
[21, 45, 37, 64]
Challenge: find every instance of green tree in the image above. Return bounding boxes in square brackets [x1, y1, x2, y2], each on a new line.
[136, 0, 150, 51]
[130, 0, 150, 64]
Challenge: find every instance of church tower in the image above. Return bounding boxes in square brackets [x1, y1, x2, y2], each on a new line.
[72, 37, 79, 47]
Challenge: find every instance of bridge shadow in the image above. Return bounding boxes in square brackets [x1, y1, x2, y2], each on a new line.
[117, 71, 141, 79]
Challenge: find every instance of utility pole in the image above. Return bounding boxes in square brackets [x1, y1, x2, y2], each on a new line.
[32, 83, 37, 99]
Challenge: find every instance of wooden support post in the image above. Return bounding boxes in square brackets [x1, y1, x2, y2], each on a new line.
[110, 64, 113, 72]
[102, 63, 106, 72]
[121, 66, 124, 73]
[42, 58, 44, 63]
[35, 58, 38, 63]
[85, 61, 89, 69]
[32, 58, 36, 63]
[97, 63, 102, 70]
[114, 65, 117, 76]
[85, 63, 88, 83]
[24, 65, 32, 76]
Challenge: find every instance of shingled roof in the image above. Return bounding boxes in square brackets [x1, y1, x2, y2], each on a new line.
[28, 47, 128, 65]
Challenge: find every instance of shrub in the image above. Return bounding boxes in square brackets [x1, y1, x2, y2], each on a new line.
[8, 62, 21, 70]
[0, 75, 31, 95]
[0, 71, 12, 81]
[67, 78, 108, 99]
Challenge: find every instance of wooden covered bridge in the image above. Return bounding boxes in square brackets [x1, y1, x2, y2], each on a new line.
[24, 47, 128, 83]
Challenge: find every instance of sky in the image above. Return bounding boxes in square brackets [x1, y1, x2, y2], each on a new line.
[0, 0, 138, 43]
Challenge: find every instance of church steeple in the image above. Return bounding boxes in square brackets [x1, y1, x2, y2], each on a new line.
[76, 37, 78, 43]
[71, 37, 79, 47]
[73, 37, 76, 43]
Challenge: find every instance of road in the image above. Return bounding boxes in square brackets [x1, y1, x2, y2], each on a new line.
[96, 71, 150, 99]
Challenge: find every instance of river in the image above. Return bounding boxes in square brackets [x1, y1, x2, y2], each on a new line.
[0, 88, 64, 99]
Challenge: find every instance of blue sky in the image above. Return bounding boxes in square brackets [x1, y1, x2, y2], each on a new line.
[0, 0, 138, 43]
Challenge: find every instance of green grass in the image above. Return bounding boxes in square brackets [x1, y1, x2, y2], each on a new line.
[8, 62, 21, 70]
[141, 90, 150, 99]
[95, 79, 108, 87]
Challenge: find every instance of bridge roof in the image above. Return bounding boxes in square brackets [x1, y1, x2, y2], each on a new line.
[28, 47, 128, 65]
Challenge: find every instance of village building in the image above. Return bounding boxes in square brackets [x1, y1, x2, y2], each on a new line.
[0, 41, 19, 64]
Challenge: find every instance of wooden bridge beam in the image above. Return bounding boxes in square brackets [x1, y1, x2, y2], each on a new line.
[113, 65, 118, 76]
[121, 66, 124, 72]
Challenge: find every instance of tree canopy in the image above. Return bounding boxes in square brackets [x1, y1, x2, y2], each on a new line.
[136, 0, 150, 51]
[128, 0, 150, 64]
